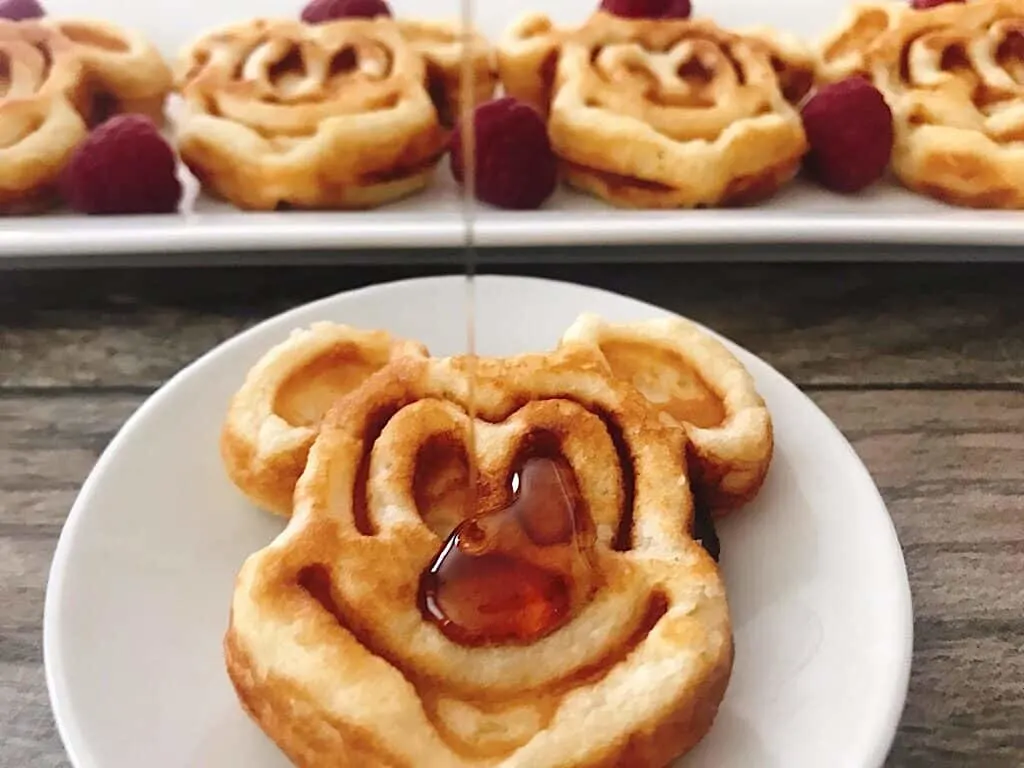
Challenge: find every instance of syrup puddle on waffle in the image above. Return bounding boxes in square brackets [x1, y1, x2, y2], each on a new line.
[437, 0, 592, 642]
[419, 454, 599, 646]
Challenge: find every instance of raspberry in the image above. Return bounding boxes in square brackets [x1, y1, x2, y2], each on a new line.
[300, 0, 391, 23]
[0, 0, 45, 20]
[60, 115, 182, 215]
[910, 0, 964, 9]
[599, 0, 692, 20]
[800, 77, 894, 193]
[450, 97, 557, 210]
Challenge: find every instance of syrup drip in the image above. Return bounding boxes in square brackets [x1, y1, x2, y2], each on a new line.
[424, 0, 603, 648]
[459, 0, 479, 513]
[419, 456, 598, 646]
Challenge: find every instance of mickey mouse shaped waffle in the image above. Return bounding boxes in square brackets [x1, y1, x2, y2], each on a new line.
[0, 13, 171, 212]
[818, 0, 1024, 208]
[496, 1, 817, 208]
[224, 338, 740, 767]
[174, 9, 495, 211]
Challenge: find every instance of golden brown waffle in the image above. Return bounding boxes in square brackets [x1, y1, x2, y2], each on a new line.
[560, 313, 773, 513]
[225, 343, 732, 768]
[174, 17, 495, 211]
[497, 11, 816, 208]
[819, 0, 1024, 208]
[0, 18, 171, 213]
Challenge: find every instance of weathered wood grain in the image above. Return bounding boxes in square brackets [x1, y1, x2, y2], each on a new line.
[810, 390, 1024, 766]
[1, 387, 1020, 767]
[1, 263, 1022, 389]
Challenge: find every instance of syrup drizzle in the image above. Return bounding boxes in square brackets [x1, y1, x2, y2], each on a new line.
[459, 0, 478, 504]
[424, 6, 601, 647]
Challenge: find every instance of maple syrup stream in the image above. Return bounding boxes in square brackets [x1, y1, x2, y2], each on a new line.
[459, 0, 478, 502]
[417, 6, 599, 646]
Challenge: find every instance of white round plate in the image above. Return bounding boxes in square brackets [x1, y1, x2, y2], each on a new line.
[44, 275, 913, 768]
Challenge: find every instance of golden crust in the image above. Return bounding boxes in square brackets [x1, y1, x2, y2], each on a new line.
[226, 346, 733, 767]
[559, 313, 773, 514]
[174, 17, 495, 211]
[220, 321, 429, 516]
[818, 0, 1024, 209]
[497, 11, 811, 208]
[225, 624, 732, 768]
[0, 18, 171, 213]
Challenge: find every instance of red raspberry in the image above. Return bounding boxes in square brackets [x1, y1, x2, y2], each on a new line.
[910, 0, 964, 9]
[301, 0, 391, 23]
[60, 115, 182, 215]
[800, 77, 894, 193]
[0, 0, 45, 20]
[450, 97, 557, 210]
[599, 0, 692, 20]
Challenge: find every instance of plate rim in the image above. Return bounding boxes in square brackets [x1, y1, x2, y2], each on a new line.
[6, 212, 1024, 260]
[42, 273, 915, 768]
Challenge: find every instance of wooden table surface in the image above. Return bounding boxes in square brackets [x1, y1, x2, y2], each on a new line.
[1, 261, 1022, 768]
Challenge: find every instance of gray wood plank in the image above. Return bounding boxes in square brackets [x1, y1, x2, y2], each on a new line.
[1, 263, 1022, 389]
[816, 389, 1024, 767]
[0, 388, 1020, 766]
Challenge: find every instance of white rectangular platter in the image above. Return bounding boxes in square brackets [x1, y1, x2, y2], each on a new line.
[3, 0, 1024, 261]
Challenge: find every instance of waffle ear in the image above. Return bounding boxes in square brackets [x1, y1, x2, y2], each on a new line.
[395, 19, 497, 128]
[738, 26, 818, 105]
[560, 312, 773, 513]
[219, 322, 428, 516]
[47, 18, 172, 124]
[497, 12, 566, 116]
[817, 2, 905, 83]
